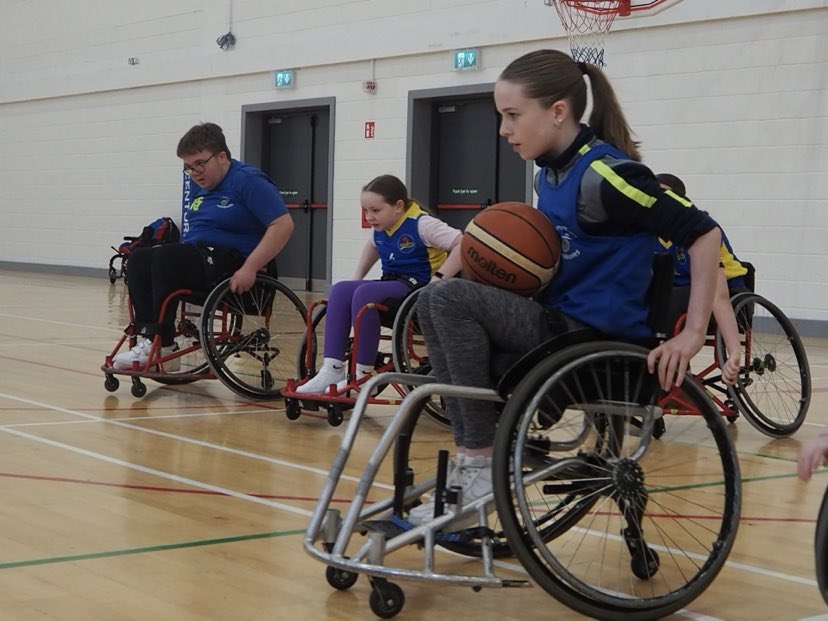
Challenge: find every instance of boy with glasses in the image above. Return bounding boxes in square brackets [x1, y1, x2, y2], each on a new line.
[113, 122, 293, 370]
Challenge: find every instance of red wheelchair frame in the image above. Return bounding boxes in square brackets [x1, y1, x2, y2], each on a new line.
[281, 289, 438, 427]
[655, 289, 811, 438]
[102, 273, 308, 400]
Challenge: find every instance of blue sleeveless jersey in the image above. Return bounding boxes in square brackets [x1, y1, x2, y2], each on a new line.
[374, 203, 442, 284]
[535, 143, 655, 340]
[657, 226, 746, 290]
[655, 239, 690, 287]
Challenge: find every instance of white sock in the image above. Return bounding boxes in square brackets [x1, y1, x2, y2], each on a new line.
[323, 357, 344, 371]
[354, 363, 374, 378]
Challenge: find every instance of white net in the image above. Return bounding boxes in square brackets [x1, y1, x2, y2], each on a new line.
[547, 0, 626, 67]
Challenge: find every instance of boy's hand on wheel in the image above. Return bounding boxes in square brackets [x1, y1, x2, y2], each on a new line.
[230, 266, 257, 293]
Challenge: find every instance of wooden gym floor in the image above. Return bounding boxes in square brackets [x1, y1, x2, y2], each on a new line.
[0, 267, 827, 620]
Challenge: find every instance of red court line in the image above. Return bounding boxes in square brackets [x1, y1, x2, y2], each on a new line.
[0, 471, 814, 523]
[0, 471, 355, 504]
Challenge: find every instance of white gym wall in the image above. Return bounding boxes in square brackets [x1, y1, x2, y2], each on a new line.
[0, 0, 825, 326]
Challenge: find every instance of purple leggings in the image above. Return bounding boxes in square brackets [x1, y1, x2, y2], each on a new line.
[324, 279, 412, 365]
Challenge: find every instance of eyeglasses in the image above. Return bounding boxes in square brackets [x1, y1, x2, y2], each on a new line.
[182, 151, 220, 176]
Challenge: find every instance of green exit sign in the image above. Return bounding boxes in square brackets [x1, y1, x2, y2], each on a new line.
[274, 70, 295, 89]
[452, 48, 480, 71]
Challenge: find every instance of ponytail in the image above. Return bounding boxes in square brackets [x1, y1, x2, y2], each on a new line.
[581, 64, 641, 161]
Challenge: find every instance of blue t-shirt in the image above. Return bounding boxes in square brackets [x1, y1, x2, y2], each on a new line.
[182, 160, 288, 256]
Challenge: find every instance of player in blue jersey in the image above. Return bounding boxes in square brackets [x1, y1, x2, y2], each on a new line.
[296, 174, 463, 394]
[410, 49, 724, 528]
[114, 122, 294, 370]
[655, 173, 743, 384]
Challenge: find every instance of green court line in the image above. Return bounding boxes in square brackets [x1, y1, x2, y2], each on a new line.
[0, 528, 306, 570]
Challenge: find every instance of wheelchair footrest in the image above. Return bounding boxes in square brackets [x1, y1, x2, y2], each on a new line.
[359, 518, 410, 540]
[364, 515, 495, 544]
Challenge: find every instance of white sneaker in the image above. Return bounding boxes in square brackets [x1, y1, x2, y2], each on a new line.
[457, 455, 494, 506]
[296, 364, 346, 394]
[114, 339, 179, 371]
[113, 339, 152, 369]
[408, 454, 468, 526]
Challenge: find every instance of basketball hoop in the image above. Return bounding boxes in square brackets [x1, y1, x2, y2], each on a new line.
[546, 0, 679, 67]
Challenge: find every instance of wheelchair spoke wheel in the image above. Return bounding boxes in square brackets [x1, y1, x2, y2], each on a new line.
[391, 289, 450, 427]
[493, 342, 741, 620]
[200, 275, 307, 400]
[815, 484, 828, 605]
[718, 292, 810, 437]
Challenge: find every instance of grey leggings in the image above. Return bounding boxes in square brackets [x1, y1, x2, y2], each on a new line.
[416, 279, 580, 449]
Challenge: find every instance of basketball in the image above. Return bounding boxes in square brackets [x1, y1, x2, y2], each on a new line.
[460, 202, 561, 296]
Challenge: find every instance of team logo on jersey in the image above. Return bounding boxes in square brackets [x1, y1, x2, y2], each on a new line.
[217, 197, 233, 209]
[558, 227, 580, 260]
[398, 234, 416, 253]
[188, 197, 204, 212]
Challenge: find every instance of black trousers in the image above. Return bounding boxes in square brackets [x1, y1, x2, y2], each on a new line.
[125, 243, 243, 345]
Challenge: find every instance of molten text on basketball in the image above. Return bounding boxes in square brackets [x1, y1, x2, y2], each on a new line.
[465, 246, 518, 284]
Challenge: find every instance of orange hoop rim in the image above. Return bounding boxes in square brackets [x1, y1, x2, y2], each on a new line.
[548, 0, 676, 18]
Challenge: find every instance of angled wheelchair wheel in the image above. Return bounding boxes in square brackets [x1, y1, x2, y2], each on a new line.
[390, 289, 450, 427]
[717, 292, 810, 438]
[816, 484, 828, 605]
[200, 275, 307, 400]
[493, 341, 741, 620]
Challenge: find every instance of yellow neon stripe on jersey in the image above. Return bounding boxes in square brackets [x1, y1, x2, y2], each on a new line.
[663, 189, 693, 207]
[590, 160, 658, 208]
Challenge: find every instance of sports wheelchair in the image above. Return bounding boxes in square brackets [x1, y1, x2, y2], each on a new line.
[102, 262, 308, 400]
[304, 255, 742, 620]
[281, 286, 448, 427]
[657, 262, 811, 438]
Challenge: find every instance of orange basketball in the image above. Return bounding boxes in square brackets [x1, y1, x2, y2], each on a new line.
[460, 202, 561, 297]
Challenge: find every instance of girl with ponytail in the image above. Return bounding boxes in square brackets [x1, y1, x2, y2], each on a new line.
[409, 49, 725, 529]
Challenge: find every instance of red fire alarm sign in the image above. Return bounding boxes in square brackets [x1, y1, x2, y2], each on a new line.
[364, 121, 375, 139]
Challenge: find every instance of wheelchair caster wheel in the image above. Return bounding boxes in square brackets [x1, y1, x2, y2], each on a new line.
[327, 405, 344, 427]
[325, 566, 358, 590]
[653, 418, 666, 439]
[131, 378, 147, 398]
[108, 269, 117, 284]
[285, 399, 302, 421]
[726, 413, 739, 423]
[104, 375, 120, 392]
[630, 547, 660, 580]
[369, 582, 405, 619]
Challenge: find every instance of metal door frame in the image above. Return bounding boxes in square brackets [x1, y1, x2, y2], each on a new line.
[406, 85, 532, 211]
[241, 98, 335, 291]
